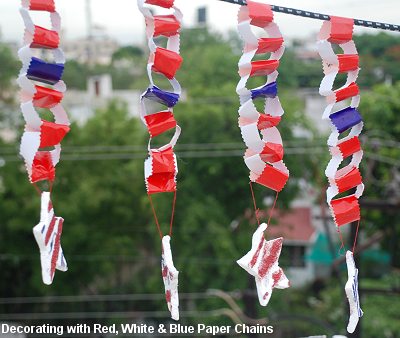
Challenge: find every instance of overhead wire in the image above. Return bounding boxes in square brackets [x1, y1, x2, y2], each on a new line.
[217, 0, 400, 32]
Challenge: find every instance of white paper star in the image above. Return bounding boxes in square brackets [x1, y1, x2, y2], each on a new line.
[237, 223, 290, 306]
[345, 250, 363, 333]
[33, 192, 67, 285]
[161, 235, 179, 320]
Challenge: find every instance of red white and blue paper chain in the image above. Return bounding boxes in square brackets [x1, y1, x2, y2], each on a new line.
[236, 0, 289, 194]
[18, 0, 69, 285]
[137, 0, 183, 321]
[235, 0, 289, 307]
[317, 17, 364, 333]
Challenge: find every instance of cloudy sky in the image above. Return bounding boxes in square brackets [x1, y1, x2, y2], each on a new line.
[0, 0, 399, 45]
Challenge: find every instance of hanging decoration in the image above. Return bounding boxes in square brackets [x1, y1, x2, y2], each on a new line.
[18, 0, 69, 285]
[317, 16, 364, 333]
[345, 251, 363, 333]
[33, 192, 67, 285]
[237, 223, 289, 306]
[137, 0, 182, 321]
[236, 0, 289, 306]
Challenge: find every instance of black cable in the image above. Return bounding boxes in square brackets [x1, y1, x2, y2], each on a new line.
[218, 0, 400, 32]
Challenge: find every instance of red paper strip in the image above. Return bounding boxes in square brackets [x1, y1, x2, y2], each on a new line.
[40, 121, 70, 148]
[250, 60, 279, 77]
[145, 0, 174, 9]
[256, 165, 289, 192]
[31, 26, 60, 49]
[256, 37, 284, 54]
[338, 54, 359, 73]
[335, 167, 363, 193]
[145, 112, 177, 138]
[147, 148, 177, 194]
[329, 16, 354, 44]
[153, 15, 180, 37]
[152, 48, 183, 80]
[247, 0, 274, 28]
[29, 0, 55, 12]
[338, 137, 361, 158]
[31, 151, 55, 183]
[33, 85, 63, 108]
[257, 114, 281, 130]
[335, 82, 359, 102]
[330, 195, 360, 226]
[260, 143, 284, 163]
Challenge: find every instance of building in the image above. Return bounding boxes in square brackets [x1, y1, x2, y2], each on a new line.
[62, 32, 119, 65]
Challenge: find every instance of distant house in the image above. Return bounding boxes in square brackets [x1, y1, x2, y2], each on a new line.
[268, 206, 317, 287]
[252, 190, 339, 288]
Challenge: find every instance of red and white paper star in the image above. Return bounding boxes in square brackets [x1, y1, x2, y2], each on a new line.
[237, 223, 289, 306]
[161, 235, 179, 320]
[33, 192, 67, 285]
[345, 250, 363, 333]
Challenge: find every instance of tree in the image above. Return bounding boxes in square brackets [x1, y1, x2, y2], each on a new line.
[359, 82, 400, 267]
[0, 43, 19, 104]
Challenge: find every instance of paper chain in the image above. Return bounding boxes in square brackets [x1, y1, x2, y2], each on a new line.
[137, 0, 182, 321]
[18, 0, 70, 185]
[236, 1, 290, 307]
[137, 0, 182, 196]
[236, 0, 289, 192]
[317, 18, 364, 228]
[317, 17, 364, 332]
[18, 0, 69, 285]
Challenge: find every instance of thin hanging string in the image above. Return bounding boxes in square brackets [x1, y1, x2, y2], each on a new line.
[32, 183, 42, 196]
[49, 181, 54, 194]
[148, 192, 178, 239]
[148, 195, 163, 239]
[267, 191, 279, 225]
[352, 219, 361, 254]
[217, 0, 400, 33]
[337, 227, 346, 256]
[249, 181, 260, 226]
[169, 191, 177, 237]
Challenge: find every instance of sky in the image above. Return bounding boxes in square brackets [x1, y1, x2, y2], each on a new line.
[0, 0, 399, 45]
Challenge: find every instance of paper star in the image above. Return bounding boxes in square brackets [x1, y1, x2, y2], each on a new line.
[33, 192, 67, 285]
[161, 235, 179, 320]
[237, 223, 289, 306]
[345, 250, 363, 333]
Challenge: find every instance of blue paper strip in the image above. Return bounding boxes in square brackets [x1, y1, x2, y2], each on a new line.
[27, 57, 64, 85]
[330, 107, 362, 133]
[251, 82, 278, 100]
[143, 86, 180, 107]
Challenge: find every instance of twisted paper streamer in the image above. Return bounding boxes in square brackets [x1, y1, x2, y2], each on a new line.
[236, 0, 289, 192]
[317, 17, 364, 332]
[317, 18, 364, 228]
[18, 0, 69, 185]
[18, 0, 69, 284]
[236, 1, 290, 307]
[137, 0, 182, 321]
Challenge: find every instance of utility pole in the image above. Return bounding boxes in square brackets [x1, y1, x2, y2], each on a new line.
[85, 0, 93, 66]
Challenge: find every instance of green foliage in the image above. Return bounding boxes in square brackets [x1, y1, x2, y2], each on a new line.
[0, 43, 19, 102]
[112, 46, 143, 61]
[360, 82, 400, 267]
[355, 33, 400, 86]
[0, 24, 399, 337]
[62, 60, 89, 90]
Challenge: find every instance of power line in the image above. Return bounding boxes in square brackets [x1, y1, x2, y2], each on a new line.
[217, 0, 400, 32]
[0, 292, 220, 304]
